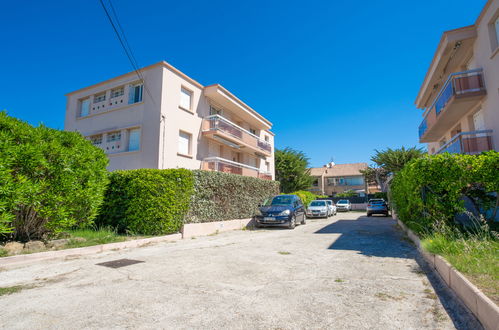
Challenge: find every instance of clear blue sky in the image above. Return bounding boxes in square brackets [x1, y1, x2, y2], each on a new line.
[0, 0, 487, 167]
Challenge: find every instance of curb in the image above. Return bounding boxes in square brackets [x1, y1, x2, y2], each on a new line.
[0, 233, 182, 268]
[182, 218, 253, 238]
[395, 218, 499, 330]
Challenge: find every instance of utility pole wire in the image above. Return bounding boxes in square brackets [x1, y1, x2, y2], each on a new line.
[98, 0, 155, 104]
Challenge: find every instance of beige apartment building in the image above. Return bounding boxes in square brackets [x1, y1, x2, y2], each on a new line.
[416, 0, 499, 155]
[64, 61, 275, 180]
[308, 162, 378, 196]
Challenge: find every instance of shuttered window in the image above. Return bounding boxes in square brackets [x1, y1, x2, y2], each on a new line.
[178, 131, 191, 155]
[180, 87, 192, 110]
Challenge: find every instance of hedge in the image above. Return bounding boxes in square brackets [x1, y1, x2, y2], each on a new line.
[96, 169, 194, 235]
[289, 190, 326, 207]
[0, 111, 109, 241]
[185, 170, 280, 223]
[390, 151, 499, 235]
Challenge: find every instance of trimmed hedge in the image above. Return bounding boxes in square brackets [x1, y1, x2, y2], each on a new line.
[96, 169, 194, 235]
[390, 151, 499, 235]
[185, 170, 280, 223]
[0, 112, 109, 240]
[289, 190, 326, 207]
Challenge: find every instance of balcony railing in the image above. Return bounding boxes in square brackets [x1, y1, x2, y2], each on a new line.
[419, 69, 486, 141]
[203, 115, 272, 154]
[437, 130, 493, 155]
[202, 157, 273, 180]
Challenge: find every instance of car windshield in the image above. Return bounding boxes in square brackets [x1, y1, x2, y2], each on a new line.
[265, 195, 294, 206]
[337, 200, 349, 204]
[310, 201, 326, 207]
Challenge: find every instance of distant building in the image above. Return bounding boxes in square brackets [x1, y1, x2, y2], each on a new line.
[416, 0, 499, 155]
[308, 162, 379, 196]
[64, 61, 274, 180]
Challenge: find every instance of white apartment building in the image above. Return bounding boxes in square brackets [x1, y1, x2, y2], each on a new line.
[64, 61, 275, 180]
[416, 0, 499, 155]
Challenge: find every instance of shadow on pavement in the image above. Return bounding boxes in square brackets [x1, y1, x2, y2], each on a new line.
[314, 215, 414, 259]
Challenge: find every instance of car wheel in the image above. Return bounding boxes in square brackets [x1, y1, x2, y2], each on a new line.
[367, 213, 372, 217]
[384, 212, 389, 217]
[288, 215, 296, 229]
[301, 215, 306, 225]
[255, 222, 261, 228]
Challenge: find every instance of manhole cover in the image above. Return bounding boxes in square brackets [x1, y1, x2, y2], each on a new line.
[96, 258, 144, 269]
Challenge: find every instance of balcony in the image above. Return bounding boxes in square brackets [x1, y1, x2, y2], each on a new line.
[436, 130, 494, 155]
[419, 69, 486, 142]
[202, 157, 273, 180]
[202, 115, 272, 156]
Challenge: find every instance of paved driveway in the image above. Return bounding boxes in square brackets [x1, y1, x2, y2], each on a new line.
[0, 213, 481, 329]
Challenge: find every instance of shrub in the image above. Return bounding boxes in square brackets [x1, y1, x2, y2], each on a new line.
[96, 169, 194, 235]
[373, 192, 388, 200]
[336, 189, 358, 198]
[0, 112, 109, 241]
[186, 170, 280, 223]
[288, 190, 325, 207]
[390, 151, 499, 235]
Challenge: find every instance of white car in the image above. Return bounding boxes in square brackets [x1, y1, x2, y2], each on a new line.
[336, 199, 352, 212]
[306, 200, 329, 218]
[326, 200, 337, 216]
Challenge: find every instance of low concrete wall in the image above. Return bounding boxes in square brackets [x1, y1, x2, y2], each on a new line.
[351, 203, 367, 211]
[182, 218, 253, 239]
[395, 217, 499, 330]
[0, 233, 182, 268]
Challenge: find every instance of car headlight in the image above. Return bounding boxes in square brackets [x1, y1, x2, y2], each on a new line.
[278, 209, 291, 216]
[255, 209, 263, 216]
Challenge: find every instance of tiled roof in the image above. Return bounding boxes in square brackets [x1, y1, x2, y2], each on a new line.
[309, 163, 368, 177]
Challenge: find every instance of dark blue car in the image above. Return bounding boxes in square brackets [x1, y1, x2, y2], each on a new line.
[254, 195, 306, 229]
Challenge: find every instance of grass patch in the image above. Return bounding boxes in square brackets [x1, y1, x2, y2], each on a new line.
[422, 231, 498, 304]
[278, 251, 291, 255]
[0, 248, 8, 257]
[334, 278, 344, 283]
[65, 228, 133, 248]
[0, 285, 26, 296]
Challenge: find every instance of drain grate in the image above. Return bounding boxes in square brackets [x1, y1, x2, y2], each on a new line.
[96, 258, 144, 269]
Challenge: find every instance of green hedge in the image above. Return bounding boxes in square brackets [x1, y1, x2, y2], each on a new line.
[96, 169, 194, 235]
[185, 170, 280, 223]
[289, 190, 326, 207]
[0, 112, 109, 240]
[390, 152, 499, 235]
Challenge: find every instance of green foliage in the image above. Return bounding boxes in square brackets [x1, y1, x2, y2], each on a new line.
[390, 152, 499, 234]
[373, 192, 388, 200]
[186, 170, 280, 223]
[288, 190, 325, 207]
[336, 189, 358, 198]
[0, 111, 109, 240]
[371, 146, 425, 173]
[360, 166, 389, 192]
[96, 169, 194, 235]
[275, 148, 314, 193]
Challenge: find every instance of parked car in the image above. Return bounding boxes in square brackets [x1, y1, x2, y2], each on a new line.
[326, 200, 337, 216]
[336, 199, 351, 212]
[254, 194, 306, 229]
[306, 200, 329, 218]
[367, 199, 389, 217]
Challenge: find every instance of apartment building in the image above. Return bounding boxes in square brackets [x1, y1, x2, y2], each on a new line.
[308, 162, 378, 196]
[64, 61, 275, 180]
[416, 0, 499, 155]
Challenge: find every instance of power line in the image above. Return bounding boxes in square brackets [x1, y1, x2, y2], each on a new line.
[98, 0, 155, 104]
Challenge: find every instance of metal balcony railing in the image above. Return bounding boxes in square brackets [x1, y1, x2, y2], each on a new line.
[437, 130, 493, 155]
[202, 157, 273, 180]
[203, 115, 272, 153]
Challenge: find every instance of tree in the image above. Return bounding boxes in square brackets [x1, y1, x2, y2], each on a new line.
[275, 148, 314, 193]
[360, 166, 389, 192]
[371, 146, 426, 173]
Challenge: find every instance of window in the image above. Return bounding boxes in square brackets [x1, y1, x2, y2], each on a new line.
[180, 87, 192, 110]
[107, 131, 121, 142]
[128, 128, 141, 151]
[345, 177, 364, 186]
[249, 128, 257, 135]
[264, 135, 269, 142]
[327, 178, 335, 186]
[80, 98, 90, 117]
[210, 106, 222, 116]
[94, 93, 106, 103]
[178, 131, 191, 155]
[495, 17, 499, 46]
[265, 161, 270, 172]
[129, 83, 143, 104]
[111, 87, 124, 98]
[312, 178, 319, 187]
[89, 134, 102, 145]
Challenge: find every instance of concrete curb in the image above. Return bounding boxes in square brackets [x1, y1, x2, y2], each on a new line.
[0, 233, 182, 268]
[182, 218, 253, 239]
[395, 217, 499, 330]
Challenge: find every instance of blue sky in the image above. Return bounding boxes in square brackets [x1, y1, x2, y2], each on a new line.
[0, 0, 487, 167]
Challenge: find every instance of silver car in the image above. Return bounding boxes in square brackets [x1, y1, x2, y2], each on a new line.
[367, 199, 389, 217]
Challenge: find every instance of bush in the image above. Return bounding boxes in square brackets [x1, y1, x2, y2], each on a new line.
[96, 169, 194, 235]
[186, 170, 280, 223]
[336, 189, 358, 198]
[390, 151, 499, 235]
[0, 112, 109, 241]
[373, 192, 388, 200]
[288, 190, 325, 207]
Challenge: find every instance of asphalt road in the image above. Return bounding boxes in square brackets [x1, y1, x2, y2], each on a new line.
[0, 212, 481, 329]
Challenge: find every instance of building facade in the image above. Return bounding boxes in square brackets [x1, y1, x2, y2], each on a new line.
[308, 162, 378, 196]
[64, 61, 274, 180]
[416, 0, 499, 155]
